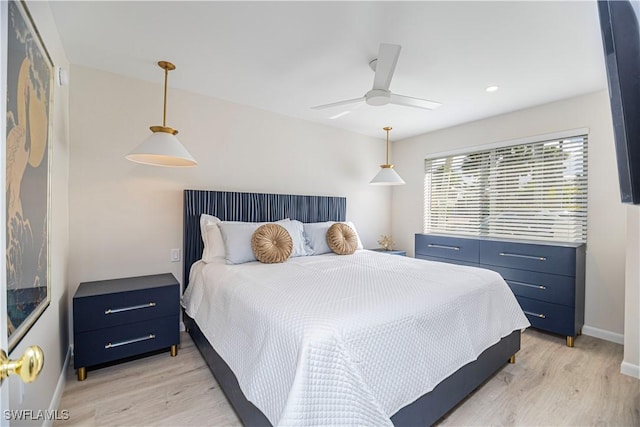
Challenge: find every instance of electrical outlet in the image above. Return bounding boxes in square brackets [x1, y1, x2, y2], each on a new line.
[170, 248, 180, 262]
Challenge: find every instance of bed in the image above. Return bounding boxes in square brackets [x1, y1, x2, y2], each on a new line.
[181, 190, 529, 426]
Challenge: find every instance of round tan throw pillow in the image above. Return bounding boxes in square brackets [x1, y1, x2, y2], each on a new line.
[327, 223, 358, 255]
[251, 223, 293, 263]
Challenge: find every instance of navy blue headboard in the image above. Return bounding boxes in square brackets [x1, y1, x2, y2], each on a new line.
[183, 190, 347, 287]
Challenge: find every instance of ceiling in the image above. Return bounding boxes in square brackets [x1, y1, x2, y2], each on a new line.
[48, 1, 607, 141]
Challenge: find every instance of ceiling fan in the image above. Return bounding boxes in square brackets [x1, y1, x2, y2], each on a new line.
[311, 43, 442, 112]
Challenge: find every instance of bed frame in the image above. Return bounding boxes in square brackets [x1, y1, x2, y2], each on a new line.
[182, 189, 520, 426]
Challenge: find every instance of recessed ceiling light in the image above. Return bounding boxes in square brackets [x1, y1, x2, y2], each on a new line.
[486, 85, 499, 93]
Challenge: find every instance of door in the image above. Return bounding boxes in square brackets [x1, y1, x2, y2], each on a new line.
[0, 2, 45, 418]
[1, 0, 10, 415]
[0, 2, 46, 419]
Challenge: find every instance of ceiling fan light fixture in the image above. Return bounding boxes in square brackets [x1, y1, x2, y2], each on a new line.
[126, 60, 197, 167]
[370, 126, 405, 186]
[365, 89, 391, 106]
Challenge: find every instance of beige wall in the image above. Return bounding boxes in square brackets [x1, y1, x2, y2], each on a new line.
[392, 91, 628, 341]
[6, 2, 71, 423]
[67, 65, 391, 309]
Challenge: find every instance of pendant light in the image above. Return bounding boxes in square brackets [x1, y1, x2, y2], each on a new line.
[370, 126, 405, 185]
[126, 61, 197, 167]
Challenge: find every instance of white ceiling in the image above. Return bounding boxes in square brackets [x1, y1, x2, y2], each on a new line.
[48, 1, 607, 140]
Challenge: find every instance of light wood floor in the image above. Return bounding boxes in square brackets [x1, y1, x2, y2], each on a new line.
[56, 329, 639, 427]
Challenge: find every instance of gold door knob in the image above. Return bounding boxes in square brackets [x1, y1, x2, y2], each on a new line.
[0, 345, 44, 384]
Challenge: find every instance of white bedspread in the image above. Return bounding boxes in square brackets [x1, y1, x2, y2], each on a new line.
[182, 250, 529, 426]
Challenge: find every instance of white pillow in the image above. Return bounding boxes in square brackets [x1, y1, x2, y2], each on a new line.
[218, 222, 261, 264]
[303, 221, 334, 255]
[303, 221, 364, 255]
[200, 214, 225, 262]
[278, 219, 312, 257]
[345, 221, 364, 250]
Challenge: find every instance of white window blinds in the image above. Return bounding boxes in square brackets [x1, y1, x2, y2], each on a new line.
[424, 134, 588, 243]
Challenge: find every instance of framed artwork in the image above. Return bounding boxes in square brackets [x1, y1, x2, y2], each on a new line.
[5, 0, 53, 352]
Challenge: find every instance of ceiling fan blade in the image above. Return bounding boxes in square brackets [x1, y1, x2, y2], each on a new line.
[390, 94, 442, 110]
[311, 97, 365, 110]
[372, 43, 401, 91]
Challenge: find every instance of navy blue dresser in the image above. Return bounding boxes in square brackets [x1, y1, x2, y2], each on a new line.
[415, 234, 585, 347]
[73, 273, 180, 380]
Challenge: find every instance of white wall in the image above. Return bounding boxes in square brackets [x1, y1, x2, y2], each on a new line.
[6, 2, 70, 423]
[67, 65, 391, 321]
[623, 207, 640, 378]
[392, 91, 627, 340]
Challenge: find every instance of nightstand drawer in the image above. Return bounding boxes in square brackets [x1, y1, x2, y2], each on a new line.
[516, 296, 575, 336]
[74, 315, 178, 368]
[415, 234, 479, 264]
[484, 265, 575, 306]
[479, 240, 576, 276]
[74, 285, 178, 333]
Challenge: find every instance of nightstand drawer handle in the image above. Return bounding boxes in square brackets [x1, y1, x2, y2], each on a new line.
[508, 280, 547, 290]
[499, 252, 546, 261]
[427, 244, 460, 251]
[105, 334, 156, 349]
[523, 310, 546, 319]
[105, 302, 156, 315]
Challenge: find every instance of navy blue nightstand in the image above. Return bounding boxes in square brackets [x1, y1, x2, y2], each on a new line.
[370, 248, 407, 256]
[73, 273, 180, 380]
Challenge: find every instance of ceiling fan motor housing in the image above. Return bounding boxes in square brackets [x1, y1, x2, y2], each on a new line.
[365, 89, 391, 106]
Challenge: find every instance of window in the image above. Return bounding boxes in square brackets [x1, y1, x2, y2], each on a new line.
[424, 134, 588, 243]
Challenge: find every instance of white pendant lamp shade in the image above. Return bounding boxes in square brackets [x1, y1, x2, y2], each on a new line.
[126, 60, 197, 167]
[370, 126, 405, 185]
[370, 165, 406, 185]
[126, 130, 197, 167]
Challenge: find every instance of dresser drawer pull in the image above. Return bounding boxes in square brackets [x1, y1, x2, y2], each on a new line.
[508, 280, 547, 290]
[105, 302, 156, 315]
[499, 252, 547, 261]
[105, 334, 156, 349]
[523, 310, 546, 319]
[427, 244, 460, 251]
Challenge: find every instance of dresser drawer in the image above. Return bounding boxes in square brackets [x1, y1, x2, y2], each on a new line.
[479, 240, 576, 276]
[74, 315, 178, 367]
[415, 254, 479, 267]
[74, 285, 179, 333]
[484, 265, 575, 306]
[415, 234, 479, 264]
[516, 296, 576, 336]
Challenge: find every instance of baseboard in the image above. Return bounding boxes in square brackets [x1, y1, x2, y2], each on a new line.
[43, 345, 71, 427]
[581, 326, 638, 378]
[581, 325, 624, 345]
[620, 361, 640, 379]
